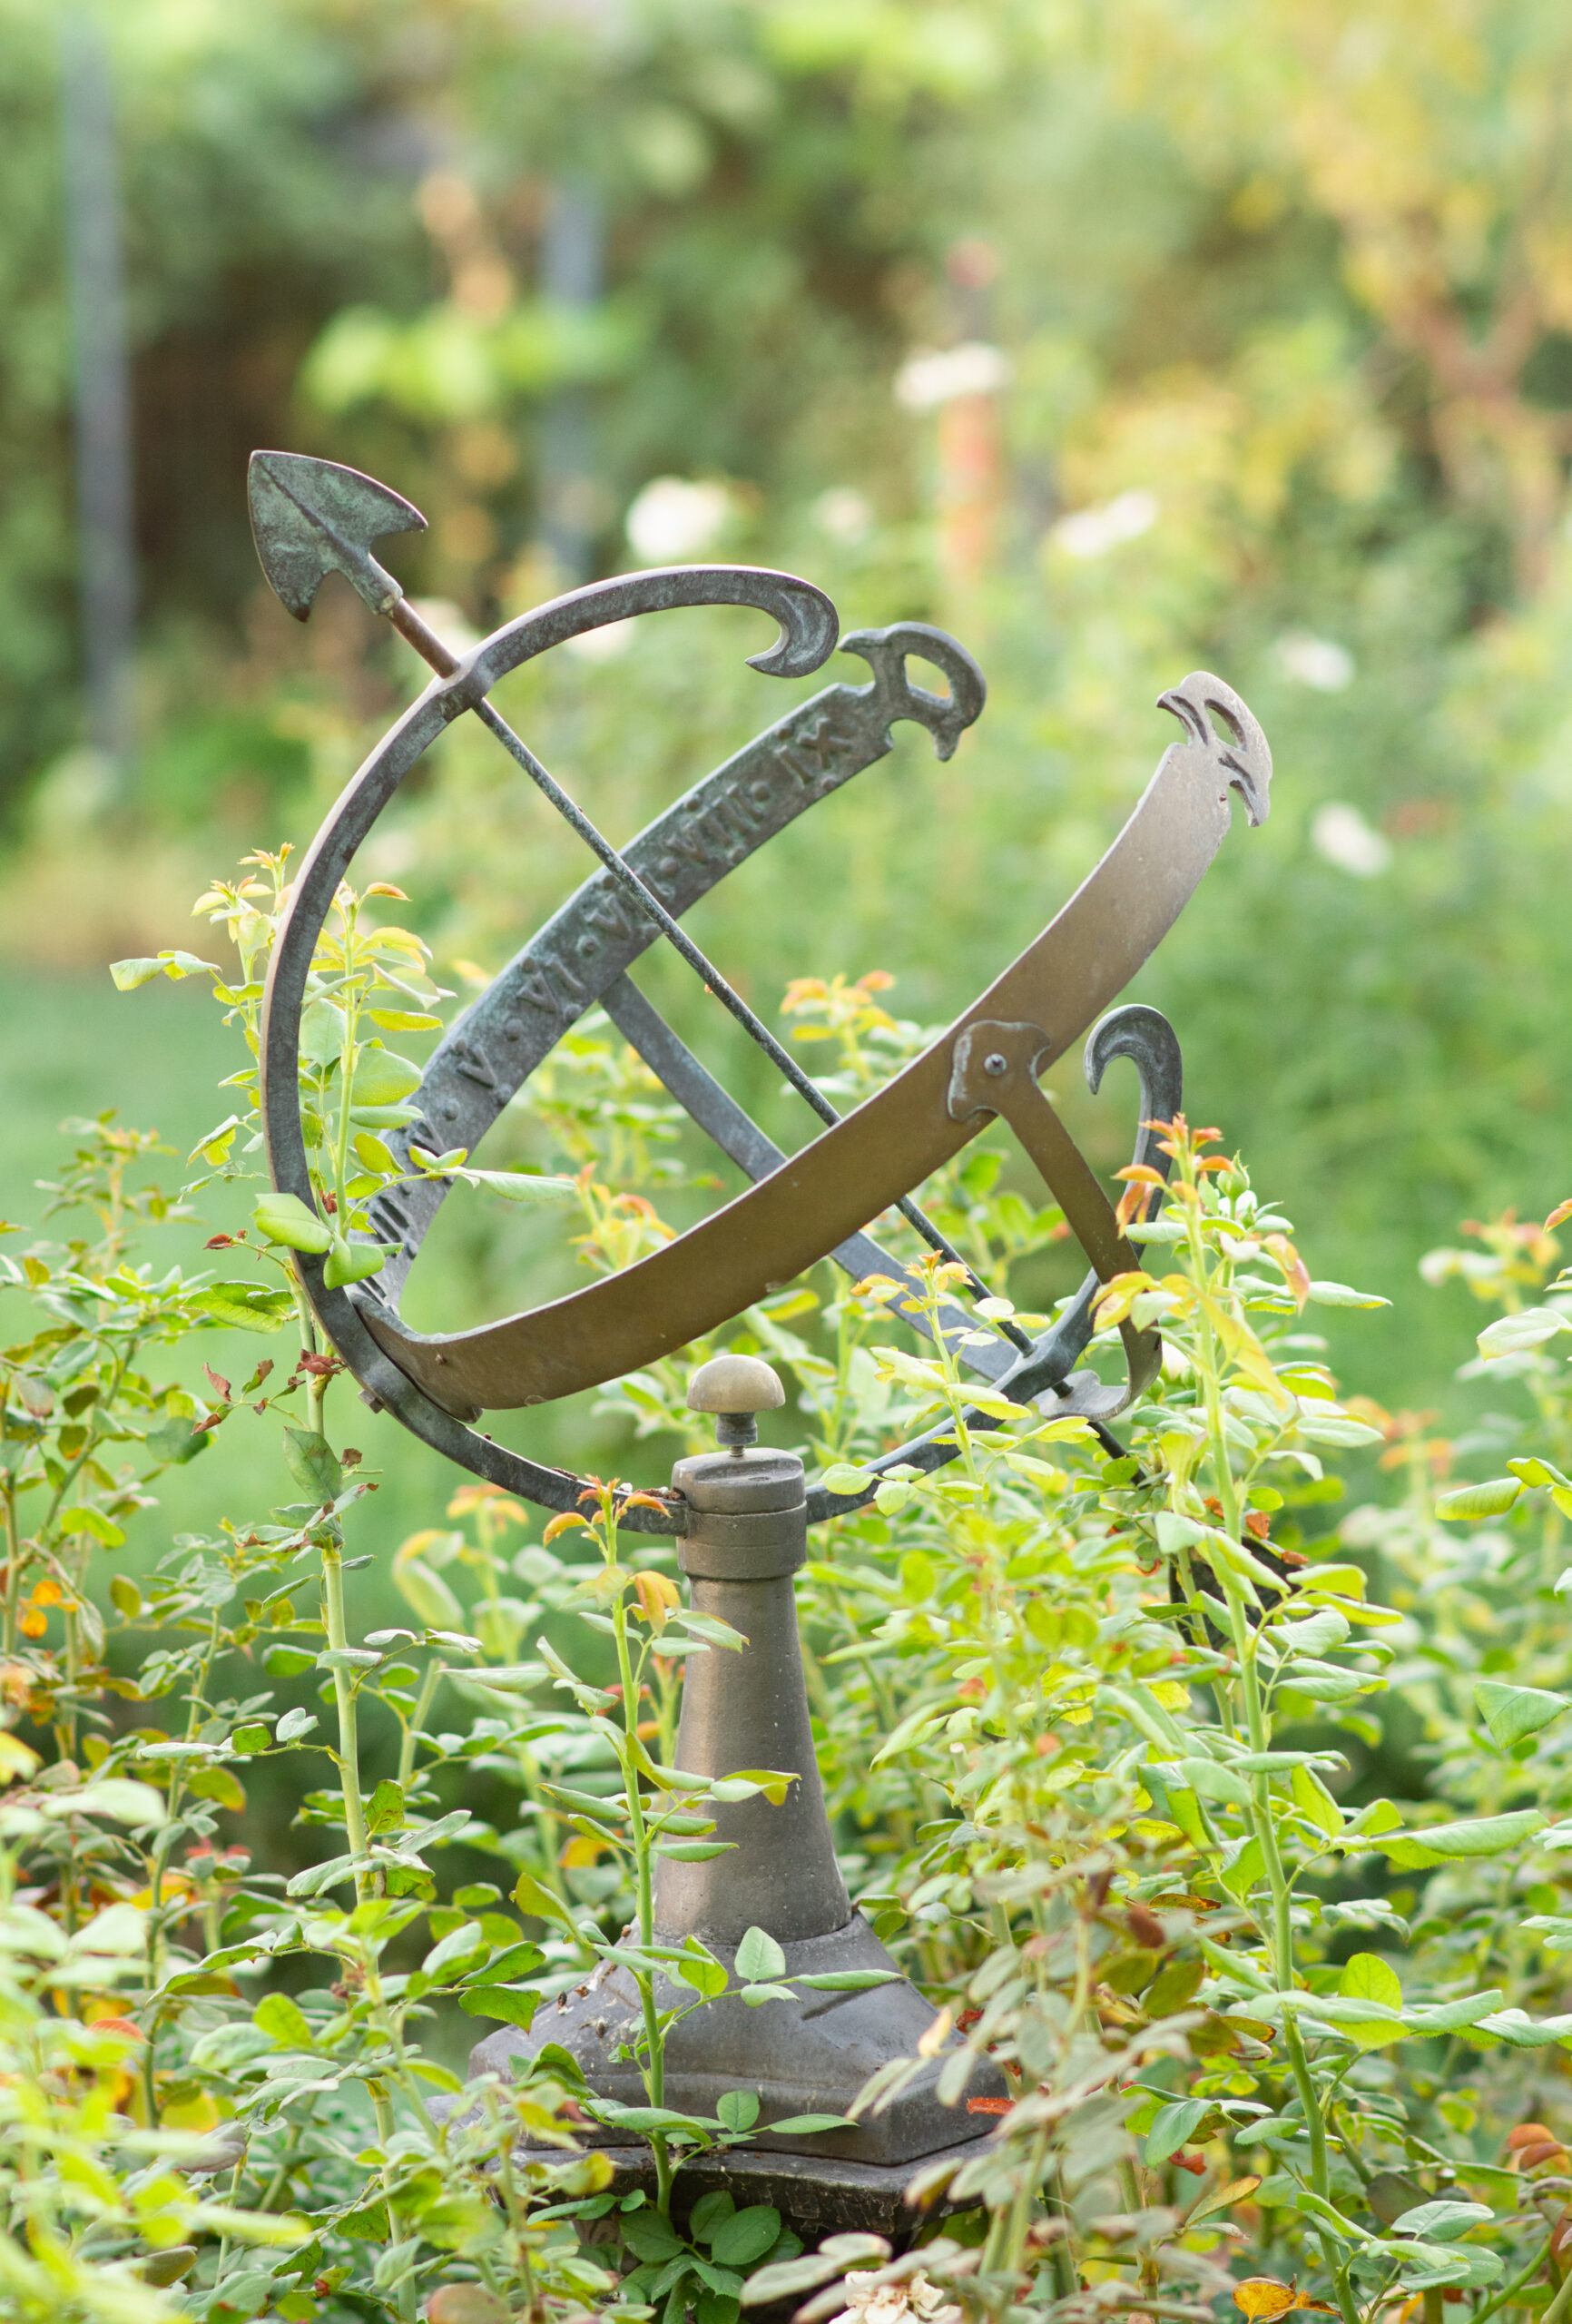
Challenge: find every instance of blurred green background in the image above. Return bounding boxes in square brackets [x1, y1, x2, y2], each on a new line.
[7, 0, 1572, 1530]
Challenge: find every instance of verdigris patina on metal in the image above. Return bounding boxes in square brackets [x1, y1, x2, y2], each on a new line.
[249, 448, 1273, 2220]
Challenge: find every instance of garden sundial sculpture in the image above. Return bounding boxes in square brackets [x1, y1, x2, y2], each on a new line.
[251, 449, 1272, 2211]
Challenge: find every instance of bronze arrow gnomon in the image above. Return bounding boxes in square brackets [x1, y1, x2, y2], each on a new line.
[250, 450, 1272, 1534]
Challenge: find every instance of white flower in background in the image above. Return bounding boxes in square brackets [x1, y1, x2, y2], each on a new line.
[1048, 488, 1158, 559]
[408, 599, 478, 654]
[894, 340, 1012, 410]
[828, 2273, 961, 2324]
[1275, 630, 1355, 691]
[565, 617, 637, 662]
[813, 487, 875, 545]
[624, 477, 734, 563]
[1312, 801, 1391, 877]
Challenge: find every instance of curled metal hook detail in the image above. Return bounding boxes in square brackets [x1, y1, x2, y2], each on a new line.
[803, 1003, 1184, 1524]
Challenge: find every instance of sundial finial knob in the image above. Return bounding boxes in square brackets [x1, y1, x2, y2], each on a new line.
[687, 1351, 784, 1451]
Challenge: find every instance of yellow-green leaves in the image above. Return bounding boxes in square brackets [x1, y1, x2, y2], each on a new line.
[254, 1990, 313, 2048]
[1474, 1681, 1572, 1748]
[1338, 1952, 1403, 2048]
[109, 950, 219, 990]
[1477, 1307, 1571, 1359]
[191, 1281, 291, 1332]
[1436, 1477, 1523, 1521]
[1374, 1809, 1545, 1869]
[1292, 1762, 1342, 1837]
[393, 1531, 466, 1630]
[252, 1189, 332, 1253]
[323, 1236, 394, 1289]
[348, 1047, 422, 1108]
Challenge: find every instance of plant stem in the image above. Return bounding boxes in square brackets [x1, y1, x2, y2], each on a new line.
[608, 1510, 673, 2217]
[321, 1540, 372, 1899]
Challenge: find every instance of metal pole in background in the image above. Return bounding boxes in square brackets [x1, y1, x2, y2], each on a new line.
[59, 8, 136, 787]
[536, 180, 604, 585]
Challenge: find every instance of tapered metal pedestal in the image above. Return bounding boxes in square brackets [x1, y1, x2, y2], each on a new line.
[465, 1402, 1002, 2195]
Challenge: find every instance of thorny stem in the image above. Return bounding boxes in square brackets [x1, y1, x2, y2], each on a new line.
[605, 1500, 673, 2217]
[398, 1656, 444, 1790]
[1181, 1129, 1357, 2324]
[321, 1541, 373, 1899]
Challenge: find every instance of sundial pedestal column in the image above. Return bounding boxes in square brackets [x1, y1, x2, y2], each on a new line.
[465, 1357, 1003, 2234]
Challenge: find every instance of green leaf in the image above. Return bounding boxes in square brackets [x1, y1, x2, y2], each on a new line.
[1475, 1680, 1572, 1747]
[870, 1703, 947, 1766]
[350, 1048, 422, 1107]
[1376, 1809, 1544, 1867]
[766, 2114, 856, 2135]
[144, 1418, 212, 1463]
[252, 1191, 334, 1254]
[590, 2102, 714, 2136]
[190, 1283, 291, 1334]
[654, 1840, 735, 1862]
[741, 2242, 886, 2305]
[818, 1462, 876, 1495]
[792, 1969, 903, 1992]
[1337, 1951, 1402, 2049]
[1176, 1756, 1253, 1807]
[710, 2208, 781, 2267]
[673, 1944, 729, 2000]
[512, 1869, 580, 1933]
[1219, 1837, 1266, 1900]
[323, 1236, 395, 1288]
[262, 1646, 316, 1679]
[1144, 1957, 1204, 2016]
[1393, 2201, 1495, 2244]
[393, 1556, 465, 1630]
[1435, 1477, 1524, 1521]
[1478, 1308, 1571, 1358]
[741, 1983, 796, 2006]
[477, 1942, 545, 1984]
[254, 1991, 313, 2049]
[61, 1778, 165, 1828]
[282, 1427, 343, 1504]
[57, 1505, 123, 1547]
[622, 2212, 686, 2264]
[459, 1985, 539, 2030]
[716, 2091, 760, 2134]
[1305, 1280, 1390, 1308]
[734, 1926, 786, 1983]
[1144, 2097, 1210, 2164]
[1292, 1762, 1343, 1837]
[464, 1168, 579, 1204]
[110, 956, 165, 990]
[367, 1778, 404, 1835]
[1512, 1455, 1572, 1489]
[422, 1921, 488, 1980]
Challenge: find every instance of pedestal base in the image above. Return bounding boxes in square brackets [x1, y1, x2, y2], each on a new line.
[544, 2132, 987, 2240]
[466, 1913, 1006, 2168]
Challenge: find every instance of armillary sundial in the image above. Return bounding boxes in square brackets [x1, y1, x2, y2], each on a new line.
[251, 449, 1272, 2227]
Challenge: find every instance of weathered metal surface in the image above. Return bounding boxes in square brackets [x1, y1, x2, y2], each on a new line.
[247, 451, 1268, 2204]
[467, 1392, 1006, 2165]
[258, 584, 1005, 1521]
[256, 452, 994, 1318]
[354, 669, 1266, 1414]
[249, 449, 427, 620]
[517, 2137, 987, 2245]
[601, 971, 1017, 1387]
[251, 451, 1269, 1531]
